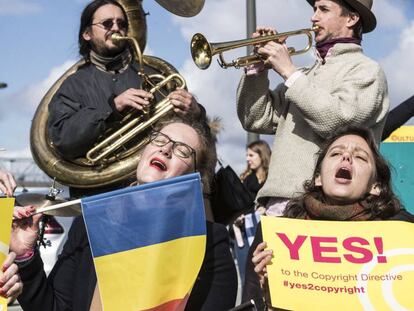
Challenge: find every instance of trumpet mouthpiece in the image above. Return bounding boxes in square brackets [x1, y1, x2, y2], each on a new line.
[312, 25, 320, 31]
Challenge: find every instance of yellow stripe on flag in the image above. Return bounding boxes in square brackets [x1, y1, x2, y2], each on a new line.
[0, 198, 15, 311]
[93, 235, 206, 311]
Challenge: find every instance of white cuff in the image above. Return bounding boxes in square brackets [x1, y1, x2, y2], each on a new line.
[284, 71, 303, 88]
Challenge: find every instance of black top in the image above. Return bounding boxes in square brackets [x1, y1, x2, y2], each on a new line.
[243, 173, 263, 201]
[382, 95, 414, 140]
[48, 61, 154, 159]
[17, 217, 237, 311]
[242, 209, 414, 310]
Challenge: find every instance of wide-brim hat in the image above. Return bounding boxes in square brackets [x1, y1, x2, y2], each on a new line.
[306, 0, 377, 33]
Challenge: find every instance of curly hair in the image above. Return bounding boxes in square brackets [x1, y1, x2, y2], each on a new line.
[284, 126, 402, 219]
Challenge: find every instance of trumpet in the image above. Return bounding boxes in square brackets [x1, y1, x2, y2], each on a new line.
[191, 26, 319, 70]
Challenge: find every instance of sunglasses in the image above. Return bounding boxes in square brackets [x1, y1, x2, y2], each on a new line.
[91, 18, 128, 31]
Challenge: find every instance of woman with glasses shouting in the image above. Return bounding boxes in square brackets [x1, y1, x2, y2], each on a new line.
[11, 117, 238, 311]
[47, 0, 207, 198]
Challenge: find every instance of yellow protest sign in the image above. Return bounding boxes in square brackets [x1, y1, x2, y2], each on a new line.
[0, 198, 15, 311]
[262, 216, 414, 311]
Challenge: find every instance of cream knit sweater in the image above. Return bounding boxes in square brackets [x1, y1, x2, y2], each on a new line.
[236, 43, 389, 202]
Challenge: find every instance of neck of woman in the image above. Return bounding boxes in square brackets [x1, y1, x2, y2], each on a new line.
[255, 167, 266, 184]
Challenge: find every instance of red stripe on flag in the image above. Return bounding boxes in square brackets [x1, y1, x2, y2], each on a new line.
[142, 295, 189, 311]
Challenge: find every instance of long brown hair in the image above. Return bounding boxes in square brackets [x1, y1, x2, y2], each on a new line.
[284, 126, 402, 219]
[240, 140, 271, 184]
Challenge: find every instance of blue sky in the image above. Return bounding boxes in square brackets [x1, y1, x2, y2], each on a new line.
[1, 0, 413, 173]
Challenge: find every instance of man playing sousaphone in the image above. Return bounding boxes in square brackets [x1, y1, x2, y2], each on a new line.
[236, 0, 389, 216]
[47, 0, 206, 197]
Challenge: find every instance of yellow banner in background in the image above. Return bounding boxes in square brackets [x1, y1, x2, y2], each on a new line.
[261, 216, 414, 311]
[0, 198, 15, 311]
[383, 125, 414, 143]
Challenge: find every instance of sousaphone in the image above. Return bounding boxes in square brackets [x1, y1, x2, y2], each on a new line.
[30, 0, 204, 189]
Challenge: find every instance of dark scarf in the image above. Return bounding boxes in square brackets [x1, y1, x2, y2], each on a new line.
[89, 49, 132, 74]
[303, 194, 375, 221]
[316, 37, 361, 60]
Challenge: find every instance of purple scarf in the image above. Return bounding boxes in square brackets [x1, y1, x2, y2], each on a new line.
[316, 37, 361, 60]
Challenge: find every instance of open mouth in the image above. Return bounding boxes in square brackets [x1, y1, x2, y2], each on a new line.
[335, 167, 352, 180]
[150, 158, 167, 171]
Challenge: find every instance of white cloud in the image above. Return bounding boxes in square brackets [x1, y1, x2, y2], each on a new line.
[381, 20, 414, 109]
[0, 60, 76, 152]
[374, 0, 408, 29]
[174, 0, 313, 42]
[0, 147, 31, 159]
[143, 45, 155, 56]
[9, 60, 75, 116]
[179, 57, 248, 173]
[0, 0, 42, 15]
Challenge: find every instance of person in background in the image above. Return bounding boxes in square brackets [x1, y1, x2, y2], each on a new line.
[237, 0, 389, 216]
[240, 141, 271, 201]
[232, 140, 271, 289]
[245, 126, 414, 309]
[11, 117, 237, 311]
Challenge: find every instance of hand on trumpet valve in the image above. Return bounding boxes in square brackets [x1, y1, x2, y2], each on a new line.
[252, 27, 297, 80]
[246, 27, 284, 76]
[113, 88, 154, 113]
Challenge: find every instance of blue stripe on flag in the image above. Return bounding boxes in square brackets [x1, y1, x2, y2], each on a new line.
[82, 173, 205, 257]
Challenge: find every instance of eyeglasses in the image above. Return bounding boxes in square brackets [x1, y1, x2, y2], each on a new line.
[149, 131, 197, 172]
[91, 18, 128, 31]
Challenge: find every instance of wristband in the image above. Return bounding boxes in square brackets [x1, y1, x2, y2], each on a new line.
[15, 249, 35, 262]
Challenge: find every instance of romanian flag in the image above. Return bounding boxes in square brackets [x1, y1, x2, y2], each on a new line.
[82, 173, 206, 311]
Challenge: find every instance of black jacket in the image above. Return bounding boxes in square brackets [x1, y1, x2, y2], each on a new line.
[18, 217, 237, 311]
[48, 61, 151, 160]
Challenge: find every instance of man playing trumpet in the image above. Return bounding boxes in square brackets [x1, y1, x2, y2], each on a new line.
[236, 0, 389, 216]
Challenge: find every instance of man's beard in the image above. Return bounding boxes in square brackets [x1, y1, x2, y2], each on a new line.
[91, 37, 126, 57]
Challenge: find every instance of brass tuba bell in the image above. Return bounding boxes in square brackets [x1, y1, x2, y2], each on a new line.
[30, 0, 192, 189]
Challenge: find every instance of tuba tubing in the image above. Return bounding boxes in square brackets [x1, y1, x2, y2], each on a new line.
[30, 0, 184, 189]
[30, 56, 181, 188]
[86, 73, 186, 163]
